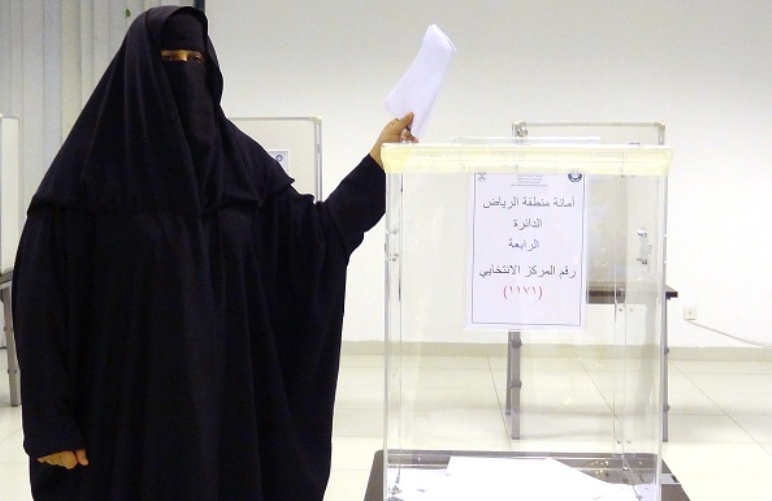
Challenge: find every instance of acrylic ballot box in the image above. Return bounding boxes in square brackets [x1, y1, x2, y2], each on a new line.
[380, 140, 672, 500]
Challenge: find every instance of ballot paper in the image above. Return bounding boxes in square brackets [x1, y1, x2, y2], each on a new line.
[438, 457, 642, 501]
[383, 24, 456, 138]
[388, 457, 654, 501]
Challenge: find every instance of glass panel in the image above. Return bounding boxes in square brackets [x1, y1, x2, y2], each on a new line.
[383, 141, 669, 501]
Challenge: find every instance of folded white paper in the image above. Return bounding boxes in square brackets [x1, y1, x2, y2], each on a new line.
[383, 24, 456, 138]
[388, 457, 648, 501]
[435, 457, 642, 501]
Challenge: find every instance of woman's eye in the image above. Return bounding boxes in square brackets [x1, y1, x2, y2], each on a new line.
[160, 51, 204, 63]
[161, 51, 183, 62]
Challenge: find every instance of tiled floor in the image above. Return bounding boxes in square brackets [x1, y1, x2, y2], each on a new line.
[2, 348, 772, 500]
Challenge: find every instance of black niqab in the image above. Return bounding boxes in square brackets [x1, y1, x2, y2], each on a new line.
[13, 6, 385, 501]
[161, 12, 217, 167]
[31, 6, 287, 214]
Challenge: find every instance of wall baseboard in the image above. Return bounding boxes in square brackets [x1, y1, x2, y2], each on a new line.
[667, 346, 772, 362]
[341, 341, 772, 361]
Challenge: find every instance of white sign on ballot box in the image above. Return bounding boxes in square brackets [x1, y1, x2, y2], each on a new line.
[468, 173, 588, 329]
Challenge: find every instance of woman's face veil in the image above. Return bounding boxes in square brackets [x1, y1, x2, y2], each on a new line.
[30, 6, 290, 215]
[161, 11, 216, 161]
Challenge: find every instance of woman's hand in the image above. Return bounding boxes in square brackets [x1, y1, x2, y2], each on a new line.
[369, 112, 418, 168]
[38, 449, 89, 470]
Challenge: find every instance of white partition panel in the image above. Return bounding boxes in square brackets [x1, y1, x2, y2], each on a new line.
[0, 116, 20, 274]
[229, 116, 322, 200]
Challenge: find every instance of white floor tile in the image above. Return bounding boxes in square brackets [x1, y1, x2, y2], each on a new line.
[673, 360, 772, 375]
[673, 473, 772, 501]
[510, 356, 586, 372]
[399, 367, 496, 390]
[518, 411, 617, 442]
[665, 369, 707, 394]
[523, 370, 599, 391]
[337, 366, 384, 388]
[331, 437, 383, 471]
[707, 391, 772, 415]
[335, 384, 383, 408]
[4, 348, 772, 499]
[685, 373, 772, 395]
[338, 354, 384, 369]
[0, 461, 33, 501]
[398, 385, 501, 411]
[332, 408, 384, 438]
[666, 414, 757, 443]
[397, 408, 511, 451]
[667, 388, 725, 415]
[0, 429, 27, 463]
[400, 355, 491, 370]
[662, 442, 772, 477]
[0, 405, 22, 433]
[518, 387, 613, 414]
[730, 413, 772, 443]
[579, 357, 624, 372]
[324, 468, 372, 501]
[508, 439, 620, 455]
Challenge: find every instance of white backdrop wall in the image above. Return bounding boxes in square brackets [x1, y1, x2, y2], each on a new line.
[3, 1, 771, 350]
[208, 0, 772, 349]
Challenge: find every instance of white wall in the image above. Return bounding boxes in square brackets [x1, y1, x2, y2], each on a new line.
[3, 1, 769, 349]
[208, 0, 772, 348]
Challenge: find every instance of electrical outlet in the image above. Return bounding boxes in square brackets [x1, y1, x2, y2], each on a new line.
[683, 306, 697, 321]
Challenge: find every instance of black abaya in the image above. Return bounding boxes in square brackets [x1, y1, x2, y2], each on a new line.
[12, 6, 384, 500]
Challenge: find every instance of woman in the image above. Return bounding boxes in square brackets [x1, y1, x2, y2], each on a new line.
[13, 6, 414, 500]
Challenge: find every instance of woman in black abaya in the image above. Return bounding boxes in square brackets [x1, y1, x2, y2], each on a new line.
[13, 6, 414, 500]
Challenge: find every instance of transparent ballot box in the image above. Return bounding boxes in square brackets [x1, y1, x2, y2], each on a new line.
[381, 141, 671, 501]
